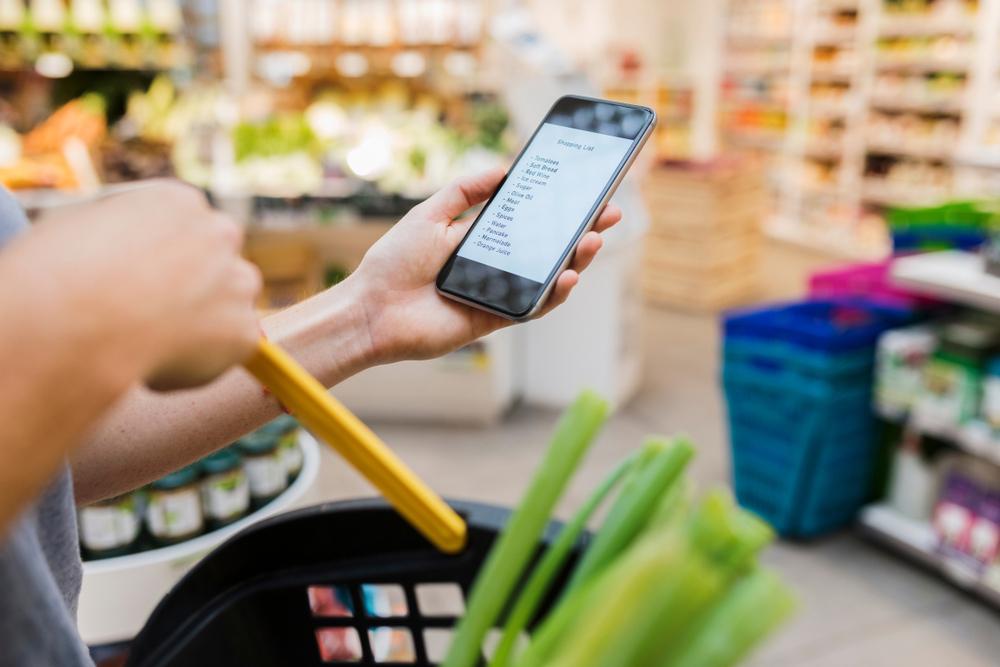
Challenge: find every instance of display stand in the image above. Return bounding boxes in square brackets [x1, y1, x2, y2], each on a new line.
[78, 433, 322, 645]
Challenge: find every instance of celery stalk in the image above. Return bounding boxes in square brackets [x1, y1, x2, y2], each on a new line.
[488, 454, 635, 667]
[441, 391, 608, 667]
[629, 493, 778, 667]
[564, 438, 694, 596]
[667, 569, 795, 667]
[545, 532, 723, 667]
[685, 489, 773, 574]
[507, 556, 602, 667]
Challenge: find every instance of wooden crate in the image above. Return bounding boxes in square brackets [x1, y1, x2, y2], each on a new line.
[640, 159, 764, 312]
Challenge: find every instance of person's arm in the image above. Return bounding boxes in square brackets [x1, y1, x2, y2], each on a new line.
[0, 181, 261, 534]
[74, 170, 623, 504]
[72, 282, 373, 503]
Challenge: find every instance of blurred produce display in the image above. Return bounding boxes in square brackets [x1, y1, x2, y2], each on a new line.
[0, 74, 511, 202]
[0, 91, 106, 188]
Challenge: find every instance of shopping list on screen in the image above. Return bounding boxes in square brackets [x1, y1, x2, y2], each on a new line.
[457, 122, 634, 284]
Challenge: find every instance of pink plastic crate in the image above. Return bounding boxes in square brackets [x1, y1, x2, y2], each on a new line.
[808, 261, 933, 309]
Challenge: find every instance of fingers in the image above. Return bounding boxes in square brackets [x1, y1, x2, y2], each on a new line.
[419, 167, 506, 222]
[571, 232, 603, 273]
[208, 212, 244, 250]
[593, 203, 623, 233]
[538, 270, 579, 318]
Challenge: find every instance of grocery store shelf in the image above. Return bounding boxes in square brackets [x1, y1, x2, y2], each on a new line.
[875, 57, 970, 73]
[865, 141, 954, 161]
[859, 503, 1000, 609]
[878, 16, 977, 37]
[954, 149, 1000, 169]
[808, 102, 850, 119]
[876, 406, 1000, 468]
[727, 32, 791, 47]
[869, 96, 964, 114]
[725, 61, 789, 75]
[810, 65, 855, 82]
[725, 130, 785, 151]
[860, 180, 951, 207]
[891, 251, 1000, 313]
[766, 216, 889, 261]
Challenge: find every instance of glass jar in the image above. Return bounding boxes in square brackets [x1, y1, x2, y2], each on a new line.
[78, 492, 142, 558]
[260, 415, 303, 482]
[199, 447, 250, 529]
[146, 465, 204, 545]
[238, 433, 288, 508]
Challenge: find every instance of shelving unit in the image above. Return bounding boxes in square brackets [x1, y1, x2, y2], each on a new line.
[891, 250, 1000, 312]
[724, 0, 1000, 258]
[857, 248, 1000, 611]
[859, 503, 1000, 607]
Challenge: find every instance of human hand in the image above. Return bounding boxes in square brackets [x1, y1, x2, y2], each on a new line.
[343, 168, 622, 363]
[21, 181, 262, 390]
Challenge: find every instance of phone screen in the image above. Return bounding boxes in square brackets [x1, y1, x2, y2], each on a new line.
[438, 96, 654, 318]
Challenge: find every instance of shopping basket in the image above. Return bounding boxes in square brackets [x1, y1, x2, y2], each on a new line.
[126, 499, 578, 667]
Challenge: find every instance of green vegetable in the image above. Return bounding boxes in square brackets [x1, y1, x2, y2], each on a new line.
[547, 536, 723, 667]
[441, 391, 609, 667]
[564, 438, 694, 596]
[488, 454, 635, 667]
[669, 570, 795, 667]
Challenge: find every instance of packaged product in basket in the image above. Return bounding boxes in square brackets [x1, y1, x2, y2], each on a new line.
[875, 326, 937, 417]
[78, 492, 143, 558]
[259, 415, 303, 481]
[146, 465, 205, 545]
[238, 432, 288, 507]
[198, 446, 250, 529]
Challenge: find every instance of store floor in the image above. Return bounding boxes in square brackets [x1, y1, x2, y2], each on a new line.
[314, 241, 1000, 666]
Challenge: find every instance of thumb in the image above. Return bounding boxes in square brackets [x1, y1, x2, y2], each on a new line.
[420, 167, 506, 222]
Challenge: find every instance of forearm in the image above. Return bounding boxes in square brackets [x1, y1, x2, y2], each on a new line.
[72, 277, 376, 504]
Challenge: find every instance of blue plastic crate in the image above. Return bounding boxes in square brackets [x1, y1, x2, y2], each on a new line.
[724, 337, 876, 379]
[723, 361, 873, 403]
[730, 421, 878, 537]
[723, 299, 911, 354]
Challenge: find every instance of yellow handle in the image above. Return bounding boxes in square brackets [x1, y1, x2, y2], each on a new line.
[243, 338, 468, 554]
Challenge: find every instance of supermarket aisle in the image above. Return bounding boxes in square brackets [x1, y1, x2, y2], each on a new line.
[315, 241, 1000, 666]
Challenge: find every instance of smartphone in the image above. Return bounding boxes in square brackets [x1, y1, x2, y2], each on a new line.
[436, 95, 656, 320]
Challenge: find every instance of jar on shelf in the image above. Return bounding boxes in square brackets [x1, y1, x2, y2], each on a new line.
[260, 415, 303, 482]
[146, 465, 205, 546]
[238, 433, 288, 508]
[78, 492, 143, 559]
[199, 446, 250, 529]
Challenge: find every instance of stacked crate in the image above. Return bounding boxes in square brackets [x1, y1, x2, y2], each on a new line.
[641, 160, 764, 311]
[722, 300, 910, 537]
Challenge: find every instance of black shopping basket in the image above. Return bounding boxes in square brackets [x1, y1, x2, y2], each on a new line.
[126, 499, 579, 667]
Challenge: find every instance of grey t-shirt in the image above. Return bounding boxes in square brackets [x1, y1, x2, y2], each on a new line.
[0, 189, 93, 667]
